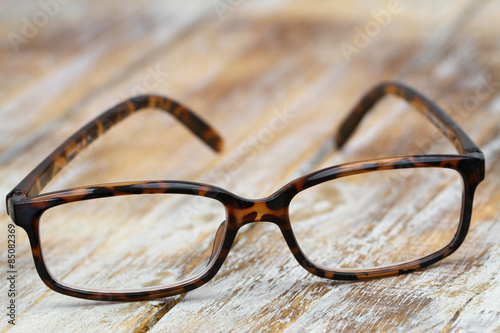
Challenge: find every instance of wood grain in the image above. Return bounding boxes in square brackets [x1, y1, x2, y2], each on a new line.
[1, 0, 499, 332]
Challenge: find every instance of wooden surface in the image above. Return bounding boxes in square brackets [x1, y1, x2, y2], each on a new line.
[1, 1, 500, 332]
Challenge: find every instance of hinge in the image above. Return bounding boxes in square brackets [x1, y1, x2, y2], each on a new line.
[6, 190, 28, 223]
[463, 148, 486, 183]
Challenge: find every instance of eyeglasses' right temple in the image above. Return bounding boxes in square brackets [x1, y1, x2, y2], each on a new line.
[7, 95, 224, 207]
[335, 81, 483, 158]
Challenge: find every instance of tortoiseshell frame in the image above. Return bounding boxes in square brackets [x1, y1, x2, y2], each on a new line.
[6, 82, 485, 301]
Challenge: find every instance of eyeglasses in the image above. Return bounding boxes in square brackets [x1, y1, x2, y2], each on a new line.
[7, 82, 485, 301]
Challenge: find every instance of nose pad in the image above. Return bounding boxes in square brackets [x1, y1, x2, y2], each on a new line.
[209, 221, 226, 262]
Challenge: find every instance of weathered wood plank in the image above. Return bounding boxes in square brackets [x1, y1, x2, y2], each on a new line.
[1, 0, 499, 332]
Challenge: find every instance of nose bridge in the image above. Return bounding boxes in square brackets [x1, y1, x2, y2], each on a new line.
[233, 199, 287, 227]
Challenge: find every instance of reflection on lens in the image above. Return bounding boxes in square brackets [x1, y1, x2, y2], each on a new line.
[40, 194, 226, 290]
[289, 168, 463, 269]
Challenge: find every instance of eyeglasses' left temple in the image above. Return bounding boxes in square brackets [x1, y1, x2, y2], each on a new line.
[335, 81, 484, 159]
[7, 95, 224, 218]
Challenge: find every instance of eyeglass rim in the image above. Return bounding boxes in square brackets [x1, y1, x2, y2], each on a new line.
[10, 154, 481, 301]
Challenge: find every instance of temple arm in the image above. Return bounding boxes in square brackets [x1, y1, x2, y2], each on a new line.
[8, 95, 223, 199]
[335, 81, 482, 156]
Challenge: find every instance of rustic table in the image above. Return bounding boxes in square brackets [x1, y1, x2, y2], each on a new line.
[1, 1, 499, 332]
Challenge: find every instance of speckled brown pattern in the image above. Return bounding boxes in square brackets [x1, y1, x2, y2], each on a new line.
[6, 83, 485, 301]
[336, 82, 482, 156]
[9, 95, 223, 199]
